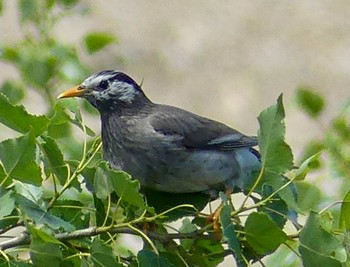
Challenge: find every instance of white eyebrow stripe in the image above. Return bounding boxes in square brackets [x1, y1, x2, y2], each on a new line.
[82, 73, 116, 87]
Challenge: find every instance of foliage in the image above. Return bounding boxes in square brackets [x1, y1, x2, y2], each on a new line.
[1, 1, 350, 266]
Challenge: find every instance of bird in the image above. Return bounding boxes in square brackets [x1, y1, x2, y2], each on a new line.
[58, 70, 261, 198]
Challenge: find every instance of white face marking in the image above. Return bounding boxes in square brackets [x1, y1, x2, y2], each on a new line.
[82, 71, 139, 103]
[109, 81, 138, 103]
[82, 72, 115, 87]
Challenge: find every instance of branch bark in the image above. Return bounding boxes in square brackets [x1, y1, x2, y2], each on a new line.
[0, 225, 208, 251]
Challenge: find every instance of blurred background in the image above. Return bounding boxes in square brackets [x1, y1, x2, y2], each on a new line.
[1, 1, 350, 266]
[1, 1, 349, 150]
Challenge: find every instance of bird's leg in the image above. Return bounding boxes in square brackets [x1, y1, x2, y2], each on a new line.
[208, 188, 234, 239]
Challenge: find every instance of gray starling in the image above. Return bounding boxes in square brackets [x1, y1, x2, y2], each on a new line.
[58, 70, 261, 197]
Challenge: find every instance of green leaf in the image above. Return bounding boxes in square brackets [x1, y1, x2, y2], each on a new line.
[19, 0, 39, 22]
[340, 189, 350, 231]
[94, 164, 114, 199]
[54, 99, 95, 136]
[91, 238, 123, 267]
[16, 195, 74, 231]
[0, 80, 25, 103]
[245, 212, 288, 255]
[0, 190, 15, 218]
[0, 46, 19, 62]
[0, 0, 3, 14]
[184, 239, 225, 267]
[57, 0, 79, 6]
[260, 185, 288, 228]
[50, 200, 90, 229]
[138, 250, 175, 267]
[18, 46, 57, 89]
[219, 199, 243, 266]
[84, 32, 117, 54]
[258, 94, 293, 173]
[332, 116, 350, 140]
[30, 239, 62, 267]
[0, 131, 42, 186]
[296, 181, 322, 212]
[299, 211, 344, 267]
[0, 258, 34, 266]
[296, 86, 325, 118]
[40, 135, 68, 185]
[143, 189, 207, 221]
[29, 226, 66, 247]
[299, 140, 324, 170]
[179, 218, 197, 251]
[0, 93, 49, 136]
[97, 162, 146, 209]
[292, 153, 321, 181]
[264, 173, 299, 212]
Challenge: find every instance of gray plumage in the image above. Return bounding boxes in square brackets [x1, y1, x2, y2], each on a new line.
[59, 70, 261, 196]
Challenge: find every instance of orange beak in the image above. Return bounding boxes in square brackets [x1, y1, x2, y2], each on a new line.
[57, 86, 86, 99]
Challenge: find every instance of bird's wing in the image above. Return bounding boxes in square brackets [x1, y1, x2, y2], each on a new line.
[149, 105, 258, 151]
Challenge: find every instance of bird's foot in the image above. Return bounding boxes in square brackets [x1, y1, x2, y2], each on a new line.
[207, 188, 233, 240]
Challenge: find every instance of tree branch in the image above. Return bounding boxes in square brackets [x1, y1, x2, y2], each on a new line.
[0, 225, 209, 251]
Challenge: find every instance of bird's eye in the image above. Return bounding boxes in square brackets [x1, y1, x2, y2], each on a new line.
[99, 80, 109, 91]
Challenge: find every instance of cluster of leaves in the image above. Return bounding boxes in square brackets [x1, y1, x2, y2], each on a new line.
[1, 1, 350, 267]
[0, 89, 346, 267]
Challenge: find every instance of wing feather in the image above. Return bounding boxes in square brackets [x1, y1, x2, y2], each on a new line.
[150, 105, 258, 151]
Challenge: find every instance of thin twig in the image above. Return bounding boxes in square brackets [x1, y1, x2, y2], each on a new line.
[0, 224, 209, 251]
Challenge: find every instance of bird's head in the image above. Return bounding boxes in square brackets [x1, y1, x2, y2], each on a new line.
[58, 70, 150, 112]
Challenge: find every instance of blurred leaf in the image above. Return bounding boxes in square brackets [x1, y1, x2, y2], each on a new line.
[219, 200, 243, 266]
[332, 116, 350, 140]
[0, 0, 3, 14]
[0, 93, 49, 136]
[20, 53, 57, 89]
[292, 153, 321, 181]
[340, 189, 350, 231]
[265, 241, 300, 267]
[45, 0, 55, 9]
[19, 0, 39, 22]
[16, 195, 74, 231]
[296, 86, 325, 118]
[0, 80, 25, 103]
[0, 190, 15, 218]
[40, 135, 68, 185]
[299, 211, 345, 267]
[0, 46, 20, 62]
[138, 250, 175, 267]
[84, 32, 117, 54]
[258, 94, 293, 173]
[97, 162, 146, 209]
[295, 182, 322, 212]
[57, 0, 79, 6]
[0, 131, 42, 186]
[91, 238, 123, 267]
[245, 212, 287, 255]
[299, 140, 324, 169]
